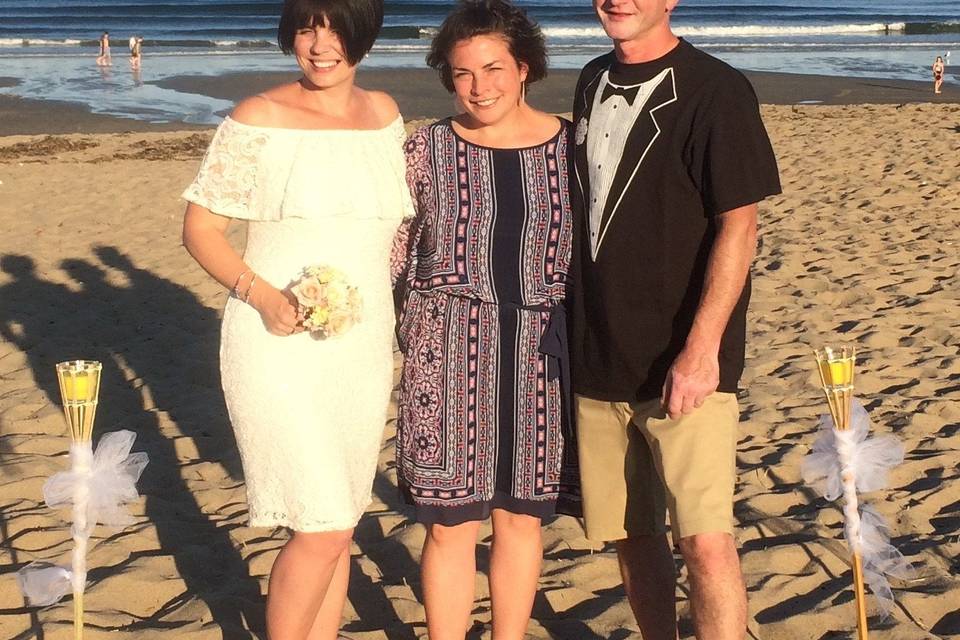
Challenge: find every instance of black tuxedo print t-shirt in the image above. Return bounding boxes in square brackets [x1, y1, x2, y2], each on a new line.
[569, 39, 781, 402]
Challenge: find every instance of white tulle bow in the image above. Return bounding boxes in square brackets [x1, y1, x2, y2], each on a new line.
[43, 430, 149, 530]
[801, 400, 914, 615]
[17, 430, 148, 607]
[15, 564, 73, 607]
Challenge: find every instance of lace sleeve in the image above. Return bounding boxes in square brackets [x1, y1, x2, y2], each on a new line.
[181, 118, 270, 219]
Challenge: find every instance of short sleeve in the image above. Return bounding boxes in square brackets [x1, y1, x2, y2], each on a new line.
[403, 126, 431, 214]
[181, 118, 270, 219]
[390, 127, 430, 286]
[692, 72, 782, 216]
[395, 120, 417, 221]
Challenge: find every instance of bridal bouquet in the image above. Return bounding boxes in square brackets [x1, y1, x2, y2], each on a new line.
[291, 265, 362, 338]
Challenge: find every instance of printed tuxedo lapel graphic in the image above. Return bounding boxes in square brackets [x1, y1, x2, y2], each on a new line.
[575, 67, 677, 260]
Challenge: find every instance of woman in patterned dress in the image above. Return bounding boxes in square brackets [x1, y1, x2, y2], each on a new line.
[392, 1, 575, 637]
[181, 1, 412, 638]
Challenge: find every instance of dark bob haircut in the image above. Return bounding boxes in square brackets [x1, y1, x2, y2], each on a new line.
[278, 0, 383, 66]
[426, 0, 547, 93]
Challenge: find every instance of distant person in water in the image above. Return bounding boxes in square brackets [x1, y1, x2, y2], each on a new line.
[933, 56, 945, 94]
[130, 36, 143, 70]
[96, 32, 111, 66]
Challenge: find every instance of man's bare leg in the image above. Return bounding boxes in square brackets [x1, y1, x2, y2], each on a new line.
[615, 534, 678, 640]
[678, 532, 746, 640]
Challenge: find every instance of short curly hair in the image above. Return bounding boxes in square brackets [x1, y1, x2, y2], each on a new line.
[277, 0, 383, 66]
[426, 0, 548, 93]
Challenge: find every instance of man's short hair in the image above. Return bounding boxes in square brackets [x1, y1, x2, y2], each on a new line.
[277, 0, 383, 66]
[427, 0, 548, 93]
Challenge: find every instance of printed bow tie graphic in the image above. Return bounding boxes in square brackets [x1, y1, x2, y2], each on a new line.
[600, 82, 641, 105]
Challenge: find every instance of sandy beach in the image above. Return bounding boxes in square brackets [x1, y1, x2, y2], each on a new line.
[0, 68, 958, 639]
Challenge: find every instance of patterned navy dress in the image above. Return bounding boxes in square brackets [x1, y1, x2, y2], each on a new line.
[394, 118, 578, 525]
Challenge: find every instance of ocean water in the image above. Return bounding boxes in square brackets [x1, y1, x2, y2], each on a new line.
[0, 0, 957, 124]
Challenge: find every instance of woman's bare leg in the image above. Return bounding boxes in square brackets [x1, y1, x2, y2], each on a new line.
[306, 546, 351, 640]
[421, 520, 482, 639]
[266, 528, 353, 640]
[489, 510, 543, 640]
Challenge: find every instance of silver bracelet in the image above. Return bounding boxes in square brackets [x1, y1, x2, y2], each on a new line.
[242, 274, 258, 304]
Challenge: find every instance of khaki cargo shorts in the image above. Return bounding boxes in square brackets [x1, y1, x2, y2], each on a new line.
[575, 392, 739, 543]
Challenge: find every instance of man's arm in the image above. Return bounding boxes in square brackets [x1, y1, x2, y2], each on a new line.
[661, 203, 758, 419]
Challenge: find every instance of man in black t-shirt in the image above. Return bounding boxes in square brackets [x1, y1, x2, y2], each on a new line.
[569, 1, 781, 638]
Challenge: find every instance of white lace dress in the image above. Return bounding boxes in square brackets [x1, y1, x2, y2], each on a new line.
[182, 116, 412, 531]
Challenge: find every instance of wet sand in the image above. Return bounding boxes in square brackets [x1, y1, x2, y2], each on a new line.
[1, 67, 958, 136]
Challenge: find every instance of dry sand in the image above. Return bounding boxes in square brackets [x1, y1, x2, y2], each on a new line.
[0, 103, 958, 639]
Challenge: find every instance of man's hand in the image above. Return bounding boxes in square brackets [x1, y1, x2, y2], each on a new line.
[661, 346, 720, 420]
[659, 204, 757, 420]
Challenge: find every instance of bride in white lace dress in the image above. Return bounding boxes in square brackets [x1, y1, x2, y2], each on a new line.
[181, 1, 410, 636]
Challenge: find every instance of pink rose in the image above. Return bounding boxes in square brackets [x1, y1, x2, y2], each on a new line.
[326, 310, 354, 336]
[293, 277, 326, 308]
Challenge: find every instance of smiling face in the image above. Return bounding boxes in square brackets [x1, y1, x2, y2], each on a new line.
[293, 16, 356, 89]
[593, 0, 678, 47]
[448, 34, 528, 129]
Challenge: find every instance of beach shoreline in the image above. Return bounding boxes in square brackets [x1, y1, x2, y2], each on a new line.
[1, 66, 958, 136]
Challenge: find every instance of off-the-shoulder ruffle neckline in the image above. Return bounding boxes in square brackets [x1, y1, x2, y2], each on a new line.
[223, 113, 404, 134]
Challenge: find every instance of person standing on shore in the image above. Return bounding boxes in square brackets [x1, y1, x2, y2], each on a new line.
[96, 31, 111, 66]
[568, 1, 781, 638]
[181, 0, 412, 637]
[933, 55, 945, 94]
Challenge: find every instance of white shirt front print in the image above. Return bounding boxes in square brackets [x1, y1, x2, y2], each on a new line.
[586, 67, 674, 259]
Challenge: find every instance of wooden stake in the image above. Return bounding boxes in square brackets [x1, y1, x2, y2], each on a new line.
[74, 593, 84, 640]
[851, 553, 870, 640]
